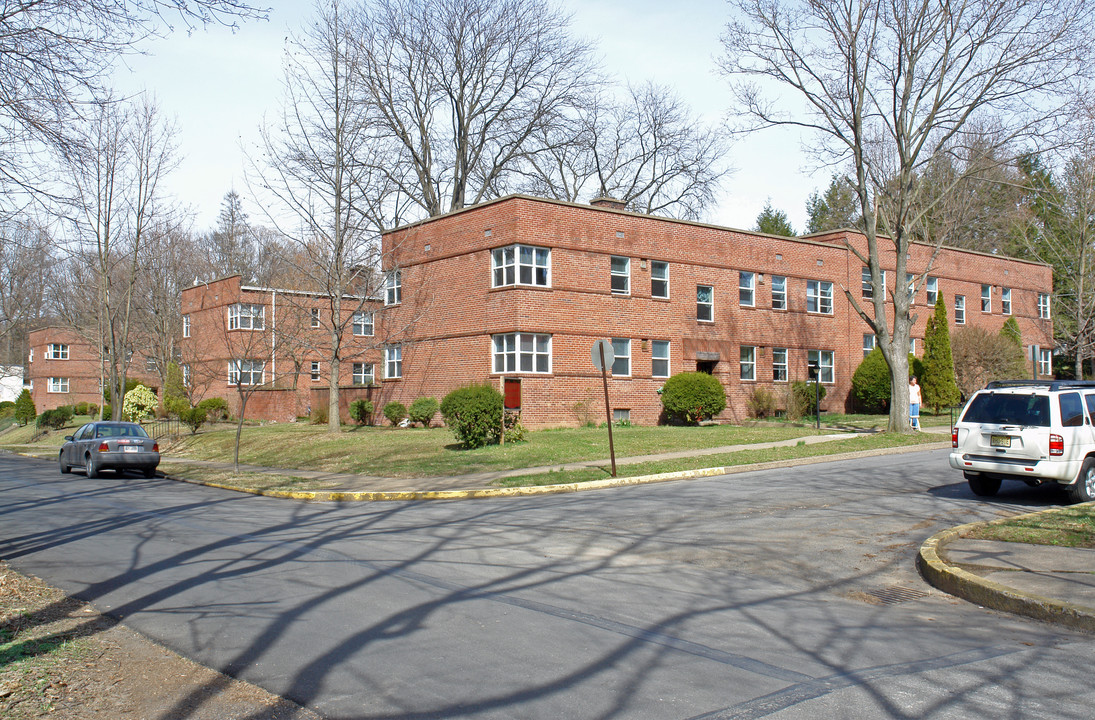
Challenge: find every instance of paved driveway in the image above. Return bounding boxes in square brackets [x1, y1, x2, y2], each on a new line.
[1, 450, 1092, 719]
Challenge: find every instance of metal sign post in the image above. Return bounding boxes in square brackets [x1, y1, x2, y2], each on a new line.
[591, 339, 618, 477]
[808, 362, 821, 431]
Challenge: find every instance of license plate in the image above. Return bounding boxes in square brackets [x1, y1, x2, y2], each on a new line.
[122, 445, 141, 453]
[990, 434, 1011, 448]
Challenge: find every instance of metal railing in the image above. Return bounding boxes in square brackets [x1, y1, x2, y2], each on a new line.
[143, 417, 181, 439]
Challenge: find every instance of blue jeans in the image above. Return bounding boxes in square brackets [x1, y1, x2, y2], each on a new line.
[910, 403, 920, 428]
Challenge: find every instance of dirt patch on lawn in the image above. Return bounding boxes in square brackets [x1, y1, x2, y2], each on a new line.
[0, 561, 321, 720]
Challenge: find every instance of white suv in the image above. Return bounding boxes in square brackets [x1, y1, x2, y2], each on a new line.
[949, 380, 1095, 503]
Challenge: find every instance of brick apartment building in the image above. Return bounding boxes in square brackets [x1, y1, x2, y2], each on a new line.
[180, 194, 1054, 426]
[179, 277, 385, 422]
[26, 326, 161, 412]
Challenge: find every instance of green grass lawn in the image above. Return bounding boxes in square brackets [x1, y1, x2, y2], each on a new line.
[964, 506, 1095, 548]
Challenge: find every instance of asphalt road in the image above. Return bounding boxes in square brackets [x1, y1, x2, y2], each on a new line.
[2, 449, 1093, 720]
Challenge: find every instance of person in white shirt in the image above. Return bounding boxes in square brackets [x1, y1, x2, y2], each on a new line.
[909, 376, 922, 430]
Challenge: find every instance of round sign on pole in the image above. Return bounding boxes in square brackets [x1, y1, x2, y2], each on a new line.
[591, 339, 615, 371]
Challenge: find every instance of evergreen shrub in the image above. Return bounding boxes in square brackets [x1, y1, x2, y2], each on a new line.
[408, 397, 439, 427]
[440, 384, 505, 448]
[660, 372, 726, 424]
[383, 401, 407, 427]
[349, 399, 374, 425]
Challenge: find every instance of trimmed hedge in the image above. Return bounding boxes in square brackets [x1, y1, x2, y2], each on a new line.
[383, 401, 407, 427]
[408, 397, 439, 427]
[349, 399, 374, 425]
[440, 384, 505, 448]
[660, 372, 726, 424]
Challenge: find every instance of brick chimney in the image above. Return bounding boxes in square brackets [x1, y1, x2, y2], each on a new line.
[590, 196, 627, 211]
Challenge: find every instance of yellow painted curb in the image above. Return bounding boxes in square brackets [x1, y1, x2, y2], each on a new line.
[917, 509, 1095, 634]
[165, 441, 949, 502]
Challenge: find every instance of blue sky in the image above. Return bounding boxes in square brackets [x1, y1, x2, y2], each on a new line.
[114, 0, 822, 234]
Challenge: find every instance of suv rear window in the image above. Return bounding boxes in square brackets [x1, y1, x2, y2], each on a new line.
[1060, 392, 1084, 427]
[962, 393, 1051, 427]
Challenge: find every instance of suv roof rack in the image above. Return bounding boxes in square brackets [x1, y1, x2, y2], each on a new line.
[984, 380, 1095, 391]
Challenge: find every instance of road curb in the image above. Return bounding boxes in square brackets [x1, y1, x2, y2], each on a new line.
[917, 511, 1095, 634]
[163, 441, 949, 502]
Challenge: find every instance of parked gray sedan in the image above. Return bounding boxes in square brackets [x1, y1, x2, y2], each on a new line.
[59, 422, 160, 478]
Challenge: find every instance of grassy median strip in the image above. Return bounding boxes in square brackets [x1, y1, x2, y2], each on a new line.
[963, 506, 1095, 549]
[492, 431, 946, 487]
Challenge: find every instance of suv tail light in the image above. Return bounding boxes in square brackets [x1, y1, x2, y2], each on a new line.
[1050, 434, 1064, 456]
[98, 442, 109, 452]
[952, 429, 958, 448]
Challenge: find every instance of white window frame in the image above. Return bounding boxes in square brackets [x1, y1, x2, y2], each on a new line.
[610, 256, 630, 295]
[310, 361, 321, 382]
[863, 334, 876, 357]
[981, 284, 991, 313]
[145, 357, 158, 374]
[1001, 287, 1012, 315]
[652, 340, 670, 378]
[183, 315, 191, 338]
[46, 343, 69, 360]
[384, 345, 402, 379]
[955, 295, 966, 325]
[310, 308, 321, 328]
[228, 303, 264, 331]
[651, 261, 669, 299]
[47, 377, 69, 393]
[740, 346, 756, 381]
[807, 280, 833, 314]
[739, 272, 755, 307]
[772, 347, 787, 382]
[385, 270, 402, 306]
[909, 338, 916, 355]
[808, 350, 834, 384]
[228, 359, 265, 386]
[771, 275, 786, 310]
[352, 362, 374, 385]
[1038, 293, 1051, 319]
[862, 268, 886, 299]
[610, 338, 631, 377]
[352, 311, 374, 337]
[697, 285, 714, 322]
[907, 273, 916, 304]
[926, 276, 938, 306]
[492, 333, 551, 374]
[182, 364, 191, 387]
[491, 245, 551, 288]
[1038, 348, 1052, 376]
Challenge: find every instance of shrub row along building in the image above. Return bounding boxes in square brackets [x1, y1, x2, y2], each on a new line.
[29, 195, 1054, 425]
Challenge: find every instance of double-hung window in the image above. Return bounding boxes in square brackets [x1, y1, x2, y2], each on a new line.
[740, 346, 756, 381]
[47, 377, 69, 393]
[310, 308, 321, 328]
[229, 359, 264, 385]
[807, 350, 834, 384]
[863, 334, 876, 357]
[772, 348, 787, 382]
[384, 345, 402, 379]
[385, 270, 402, 305]
[310, 361, 321, 382]
[611, 338, 631, 377]
[862, 268, 885, 299]
[610, 256, 630, 295]
[1001, 287, 1012, 315]
[955, 295, 966, 324]
[981, 284, 991, 312]
[907, 273, 916, 304]
[1038, 293, 1051, 319]
[182, 364, 191, 387]
[493, 333, 551, 374]
[352, 362, 374, 385]
[183, 315, 191, 338]
[651, 261, 669, 299]
[771, 276, 786, 309]
[697, 285, 714, 322]
[352, 311, 374, 336]
[1039, 349, 1052, 376]
[46, 343, 68, 360]
[926, 276, 938, 306]
[229, 303, 264, 330]
[739, 272, 755, 307]
[807, 280, 833, 314]
[652, 340, 670, 378]
[491, 245, 550, 287]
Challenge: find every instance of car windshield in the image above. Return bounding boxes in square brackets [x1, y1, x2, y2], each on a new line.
[962, 393, 1050, 427]
[95, 425, 150, 439]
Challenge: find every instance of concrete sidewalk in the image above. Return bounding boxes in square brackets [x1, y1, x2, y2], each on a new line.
[918, 515, 1095, 634]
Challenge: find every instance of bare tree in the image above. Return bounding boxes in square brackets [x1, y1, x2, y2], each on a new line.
[350, 0, 597, 216]
[0, 0, 265, 209]
[524, 83, 731, 219]
[62, 95, 179, 420]
[0, 216, 55, 362]
[252, 0, 394, 433]
[722, 0, 1094, 431]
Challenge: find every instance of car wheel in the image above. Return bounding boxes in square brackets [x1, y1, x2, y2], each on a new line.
[143, 467, 156, 479]
[59, 453, 70, 474]
[965, 472, 1001, 497]
[85, 454, 99, 479]
[1068, 458, 1095, 504]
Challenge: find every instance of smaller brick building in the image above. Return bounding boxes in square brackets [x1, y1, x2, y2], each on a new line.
[26, 327, 161, 412]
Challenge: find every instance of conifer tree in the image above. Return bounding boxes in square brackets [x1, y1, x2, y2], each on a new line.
[921, 293, 961, 412]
